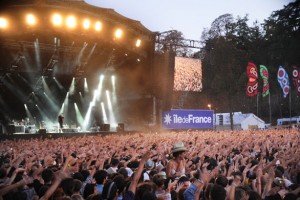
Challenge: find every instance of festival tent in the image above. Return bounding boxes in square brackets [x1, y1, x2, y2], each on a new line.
[215, 112, 266, 130]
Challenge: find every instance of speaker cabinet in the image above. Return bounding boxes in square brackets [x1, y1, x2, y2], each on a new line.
[103, 124, 110, 131]
[7, 125, 15, 135]
[117, 123, 125, 132]
[38, 129, 46, 134]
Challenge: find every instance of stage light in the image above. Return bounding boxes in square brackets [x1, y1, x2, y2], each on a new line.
[84, 78, 89, 93]
[66, 15, 76, 29]
[0, 17, 8, 29]
[111, 75, 115, 81]
[24, 104, 34, 122]
[86, 43, 97, 61]
[95, 21, 102, 31]
[68, 77, 76, 95]
[59, 102, 65, 115]
[93, 89, 99, 100]
[111, 75, 117, 105]
[114, 29, 123, 39]
[101, 102, 108, 123]
[136, 39, 141, 47]
[51, 13, 63, 27]
[105, 90, 117, 130]
[44, 90, 59, 112]
[83, 102, 93, 131]
[74, 103, 84, 128]
[106, 90, 112, 111]
[34, 38, 41, 68]
[53, 77, 64, 90]
[26, 14, 36, 26]
[83, 19, 90, 29]
[111, 75, 115, 89]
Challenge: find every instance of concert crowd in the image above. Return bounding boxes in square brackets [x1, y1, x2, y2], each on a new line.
[0, 129, 299, 200]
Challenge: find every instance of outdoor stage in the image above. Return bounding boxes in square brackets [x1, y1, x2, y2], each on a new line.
[0, 0, 155, 139]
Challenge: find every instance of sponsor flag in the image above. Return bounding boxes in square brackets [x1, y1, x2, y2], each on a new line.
[259, 65, 270, 97]
[292, 65, 300, 96]
[277, 66, 290, 98]
[246, 62, 258, 97]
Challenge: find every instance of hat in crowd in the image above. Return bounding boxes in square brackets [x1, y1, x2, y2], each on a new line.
[145, 159, 155, 170]
[171, 141, 187, 153]
[157, 171, 167, 179]
[155, 163, 164, 172]
[273, 177, 284, 187]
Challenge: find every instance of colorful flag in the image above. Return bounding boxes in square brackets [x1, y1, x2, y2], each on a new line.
[277, 66, 290, 98]
[292, 65, 300, 96]
[259, 65, 270, 97]
[246, 62, 258, 97]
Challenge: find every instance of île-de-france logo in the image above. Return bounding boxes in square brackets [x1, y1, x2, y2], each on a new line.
[164, 114, 172, 125]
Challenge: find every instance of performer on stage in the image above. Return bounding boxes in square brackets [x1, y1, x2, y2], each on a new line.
[58, 113, 64, 131]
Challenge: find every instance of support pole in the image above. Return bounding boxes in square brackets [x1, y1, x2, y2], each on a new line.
[289, 92, 292, 125]
[257, 92, 259, 117]
[269, 92, 272, 125]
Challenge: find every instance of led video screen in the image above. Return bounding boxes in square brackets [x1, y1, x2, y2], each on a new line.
[173, 57, 202, 92]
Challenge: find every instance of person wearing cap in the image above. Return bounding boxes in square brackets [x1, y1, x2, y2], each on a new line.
[157, 171, 167, 180]
[166, 141, 187, 179]
[143, 159, 155, 181]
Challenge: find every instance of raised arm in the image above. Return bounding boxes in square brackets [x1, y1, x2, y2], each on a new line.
[0, 176, 33, 198]
[128, 152, 150, 194]
[39, 171, 68, 200]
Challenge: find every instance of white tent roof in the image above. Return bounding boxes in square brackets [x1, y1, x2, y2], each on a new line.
[216, 112, 265, 125]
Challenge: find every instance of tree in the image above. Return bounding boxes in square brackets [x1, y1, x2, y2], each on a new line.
[262, 0, 300, 118]
[263, 0, 300, 66]
[200, 0, 300, 126]
[201, 14, 261, 129]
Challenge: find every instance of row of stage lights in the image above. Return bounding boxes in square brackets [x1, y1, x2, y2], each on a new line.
[0, 13, 142, 47]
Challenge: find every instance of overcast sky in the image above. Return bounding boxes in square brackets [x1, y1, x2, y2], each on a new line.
[85, 0, 294, 41]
